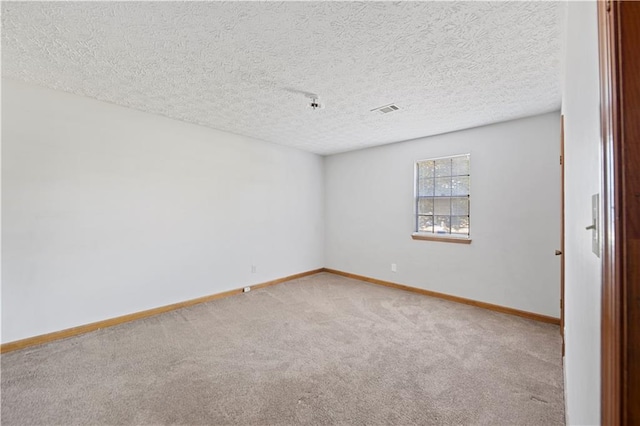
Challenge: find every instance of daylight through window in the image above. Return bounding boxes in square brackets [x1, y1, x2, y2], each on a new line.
[415, 154, 470, 238]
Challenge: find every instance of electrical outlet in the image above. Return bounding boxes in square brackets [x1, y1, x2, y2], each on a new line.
[391, 263, 397, 272]
[243, 286, 251, 293]
[251, 265, 257, 273]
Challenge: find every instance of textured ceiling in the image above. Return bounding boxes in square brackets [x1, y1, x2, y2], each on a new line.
[1, 2, 564, 155]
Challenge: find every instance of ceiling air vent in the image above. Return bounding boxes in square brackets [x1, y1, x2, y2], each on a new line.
[371, 103, 400, 114]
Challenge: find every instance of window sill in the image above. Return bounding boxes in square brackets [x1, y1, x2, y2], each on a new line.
[411, 233, 472, 244]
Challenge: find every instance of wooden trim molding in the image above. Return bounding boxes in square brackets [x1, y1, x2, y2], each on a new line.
[598, 2, 622, 423]
[324, 268, 560, 325]
[560, 114, 566, 358]
[598, 1, 640, 424]
[0, 268, 324, 354]
[411, 233, 472, 244]
[0, 266, 563, 353]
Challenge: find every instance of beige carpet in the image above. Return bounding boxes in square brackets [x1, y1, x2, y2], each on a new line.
[1, 273, 564, 425]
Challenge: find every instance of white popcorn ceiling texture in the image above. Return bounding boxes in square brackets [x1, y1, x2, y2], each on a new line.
[2, 2, 563, 155]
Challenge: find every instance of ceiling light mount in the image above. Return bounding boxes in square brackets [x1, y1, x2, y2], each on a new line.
[306, 93, 324, 110]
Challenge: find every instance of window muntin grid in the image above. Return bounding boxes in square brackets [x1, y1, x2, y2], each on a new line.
[415, 154, 470, 237]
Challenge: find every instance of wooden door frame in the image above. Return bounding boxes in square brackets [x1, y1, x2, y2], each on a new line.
[598, 1, 639, 424]
[560, 115, 565, 358]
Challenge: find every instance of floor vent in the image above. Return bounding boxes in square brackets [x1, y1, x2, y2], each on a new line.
[371, 103, 400, 114]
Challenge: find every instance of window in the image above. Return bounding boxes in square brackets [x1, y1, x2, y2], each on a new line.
[413, 154, 471, 243]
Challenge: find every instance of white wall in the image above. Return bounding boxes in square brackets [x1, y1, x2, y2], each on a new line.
[561, 1, 602, 424]
[325, 112, 561, 317]
[1, 79, 324, 343]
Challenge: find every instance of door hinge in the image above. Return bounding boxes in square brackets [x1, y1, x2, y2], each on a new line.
[560, 155, 563, 165]
[606, 0, 611, 12]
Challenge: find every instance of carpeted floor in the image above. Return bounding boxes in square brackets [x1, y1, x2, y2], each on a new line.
[1, 273, 564, 425]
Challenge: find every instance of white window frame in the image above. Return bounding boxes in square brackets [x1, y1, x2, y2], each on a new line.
[412, 153, 471, 244]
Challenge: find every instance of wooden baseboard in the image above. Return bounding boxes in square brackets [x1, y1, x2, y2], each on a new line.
[0, 268, 324, 354]
[323, 268, 561, 325]
[0, 267, 559, 353]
